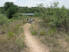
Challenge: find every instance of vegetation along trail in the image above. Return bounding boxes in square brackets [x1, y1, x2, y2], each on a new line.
[23, 23, 49, 52]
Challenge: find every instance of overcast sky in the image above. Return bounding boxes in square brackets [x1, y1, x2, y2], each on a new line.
[0, 0, 69, 8]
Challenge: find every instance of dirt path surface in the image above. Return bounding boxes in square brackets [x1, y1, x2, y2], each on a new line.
[23, 23, 49, 52]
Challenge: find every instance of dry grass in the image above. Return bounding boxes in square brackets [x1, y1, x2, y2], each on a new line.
[0, 19, 25, 52]
[31, 20, 69, 52]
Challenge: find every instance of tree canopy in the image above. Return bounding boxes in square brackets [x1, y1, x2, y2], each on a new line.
[4, 2, 18, 19]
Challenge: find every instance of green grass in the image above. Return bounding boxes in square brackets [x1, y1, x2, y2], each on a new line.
[31, 30, 37, 35]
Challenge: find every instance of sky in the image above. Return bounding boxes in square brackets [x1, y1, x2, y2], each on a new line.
[0, 0, 69, 8]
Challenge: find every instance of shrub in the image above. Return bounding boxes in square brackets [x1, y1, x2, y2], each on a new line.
[48, 27, 56, 35]
[32, 31, 37, 35]
[40, 30, 46, 36]
[16, 38, 24, 48]
[0, 14, 8, 25]
[7, 32, 14, 39]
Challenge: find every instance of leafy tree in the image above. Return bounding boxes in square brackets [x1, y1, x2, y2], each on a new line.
[4, 2, 18, 19]
[53, 2, 59, 8]
[35, 2, 69, 31]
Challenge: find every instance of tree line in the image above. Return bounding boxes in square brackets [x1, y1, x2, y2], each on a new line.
[0, 2, 69, 31]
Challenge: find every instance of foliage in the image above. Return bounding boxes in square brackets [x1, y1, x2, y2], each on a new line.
[36, 2, 69, 31]
[3, 2, 18, 19]
[7, 32, 14, 39]
[31, 30, 37, 35]
[40, 30, 46, 36]
[0, 14, 8, 25]
[0, 2, 69, 31]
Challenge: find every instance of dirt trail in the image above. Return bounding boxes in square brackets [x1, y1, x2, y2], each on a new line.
[23, 23, 49, 52]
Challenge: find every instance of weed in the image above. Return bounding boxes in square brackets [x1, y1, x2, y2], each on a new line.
[40, 30, 46, 36]
[7, 32, 14, 39]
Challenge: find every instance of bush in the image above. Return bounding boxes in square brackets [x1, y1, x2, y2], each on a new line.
[48, 27, 56, 35]
[16, 38, 24, 48]
[0, 14, 8, 25]
[32, 30, 37, 35]
[7, 32, 14, 39]
[40, 30, 46, 36]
